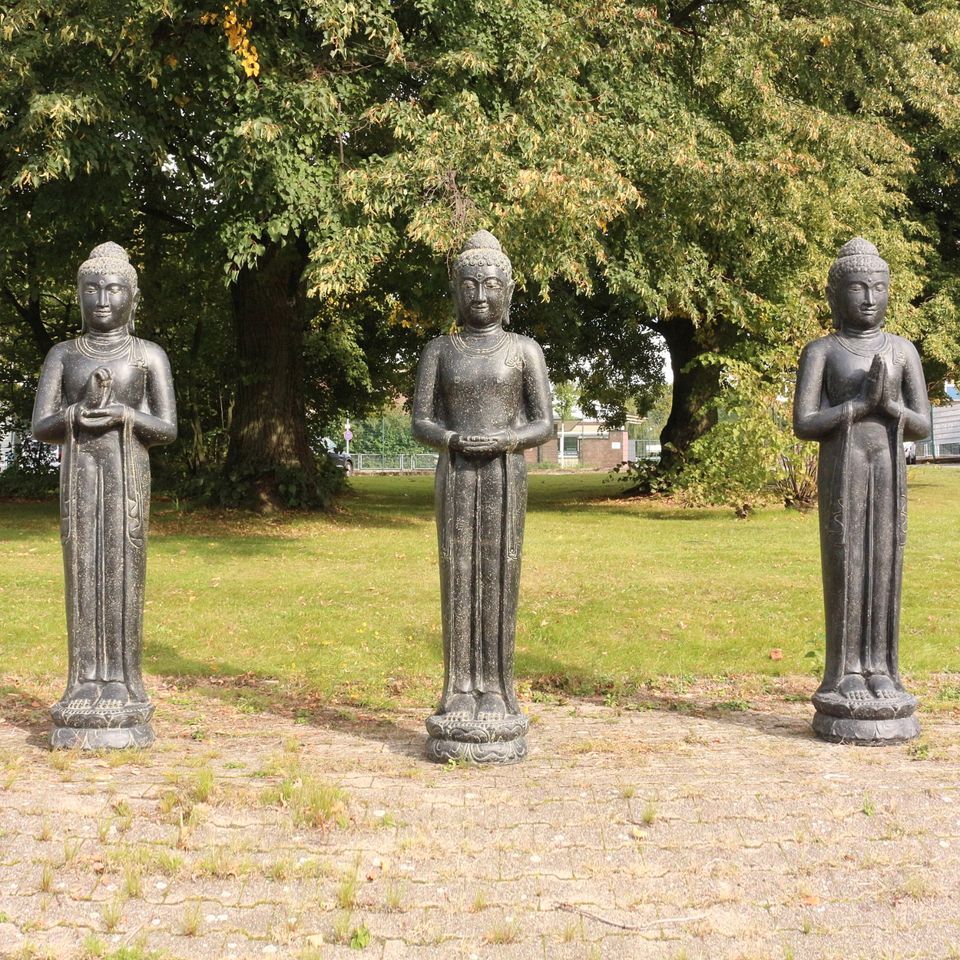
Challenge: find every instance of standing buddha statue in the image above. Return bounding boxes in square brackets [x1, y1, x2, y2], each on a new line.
[794, 238, 929, 744]
[32, 242, 177, 749]
[412, 231, 553, 763]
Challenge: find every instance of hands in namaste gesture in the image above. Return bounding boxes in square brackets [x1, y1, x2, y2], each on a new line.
[852, 353, 902, 422]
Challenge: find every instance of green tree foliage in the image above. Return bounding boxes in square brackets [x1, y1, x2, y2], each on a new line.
[0, 0, 647, 509]
[349, 410, 428, 456]
[630, 386, 671, 443]
[552, 381, 579, 423]
[341, 0, 960, 496]
[582, 0, 960, 487]
[0, 0, 417, 507]
[2, 0, 960, 510]
[679, 358, 819, 513]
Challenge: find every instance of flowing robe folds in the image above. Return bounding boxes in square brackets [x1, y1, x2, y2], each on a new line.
[412, 331, 552, 713]
[32, 337, 177, 704]
[794, 332, 929, 695]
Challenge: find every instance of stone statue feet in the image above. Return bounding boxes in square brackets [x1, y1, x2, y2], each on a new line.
[426, 692, 529, 766]
[867, 673, 897, 699]
[67, 682, 100, 703]
[476, 691, 507, 720]
[98, 681, 130, 706]
[50, 679, 155, 751]
[443, 692, 477, 719]
[812, 674, 920, 745]
[837, 673, 871, 701]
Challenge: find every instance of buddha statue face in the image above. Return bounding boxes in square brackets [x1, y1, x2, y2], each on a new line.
[828, 269, 889, 332]
[453, 262, 513, 331]
[79, 272, 139, 334]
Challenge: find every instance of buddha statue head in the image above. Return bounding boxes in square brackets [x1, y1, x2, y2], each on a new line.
[826, 237, 890, 332]
[77, 242, 140, 335]
[450, 230, 515, 331]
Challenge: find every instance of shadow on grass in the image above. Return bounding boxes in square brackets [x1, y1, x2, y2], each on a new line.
[357, 473, 645, 517]
[4, 477, 740, 549]
[146, 637, 815, 758]
[152, 506, 428, 536]
[148, 643, 427, 761]
[0, 684, 53, 749]
[590, 505, 728, 522]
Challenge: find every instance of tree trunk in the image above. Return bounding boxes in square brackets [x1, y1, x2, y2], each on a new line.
[2, 245, 53, 358]
[224, 240, 316, 510]
[656, 316, 724, 476]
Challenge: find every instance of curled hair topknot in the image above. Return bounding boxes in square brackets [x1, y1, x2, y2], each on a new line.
[452, 230, 512, 279]
[827, 237, 888, 288]
[77, 242, 138, 289]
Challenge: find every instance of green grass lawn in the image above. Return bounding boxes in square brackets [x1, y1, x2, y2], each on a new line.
[2, 467, 960, 709]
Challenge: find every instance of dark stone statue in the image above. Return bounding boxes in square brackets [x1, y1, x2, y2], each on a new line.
[412, 231, 553, 763]
[794, 238, 929, 744]
[31, 243, 177, 749]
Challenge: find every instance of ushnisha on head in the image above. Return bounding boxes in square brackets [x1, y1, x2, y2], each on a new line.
[826, 237, 890, 332]
[451, 230, 515, 330]
[77, 242, 141, 335]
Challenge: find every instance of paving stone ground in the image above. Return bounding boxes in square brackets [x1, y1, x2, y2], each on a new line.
[2, 675, 960, 960]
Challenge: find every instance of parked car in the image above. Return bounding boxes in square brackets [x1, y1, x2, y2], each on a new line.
[903, 441, 917, 465]
[319, 437, 353, 475]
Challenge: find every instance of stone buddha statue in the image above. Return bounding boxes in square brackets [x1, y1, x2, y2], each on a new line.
[412, 231, 553, 763]
[31, 242, 177, 749]
[794, 238, 930, 744]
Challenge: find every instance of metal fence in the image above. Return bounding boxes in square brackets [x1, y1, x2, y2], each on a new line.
[916, 440, 960, 459]
[916, 402, 960, 460]
[351, 452, 439, 472]
[629, 439, 662, 461]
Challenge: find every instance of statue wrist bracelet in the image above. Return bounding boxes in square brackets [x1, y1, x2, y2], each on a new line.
[506, 429, 519, 452]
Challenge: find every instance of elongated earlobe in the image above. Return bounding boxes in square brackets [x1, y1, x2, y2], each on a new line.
[825, 286, 840, 330]
[129, 290, 141, 334]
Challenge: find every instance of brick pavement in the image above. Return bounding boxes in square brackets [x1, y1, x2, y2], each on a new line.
[1, 678, 960, 960]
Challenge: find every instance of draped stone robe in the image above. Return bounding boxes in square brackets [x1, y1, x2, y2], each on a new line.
[32, 336, 177, 703]
[412, 330, 553, 714]
[794, 331, 929, 695]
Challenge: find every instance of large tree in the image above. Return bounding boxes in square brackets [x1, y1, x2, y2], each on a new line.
[616, 0, 960, 475]
[0, 0, 415, 506]
[344, 0, 960, 477]
[4, 0, 960, 508]
[0, 0, 641, 506]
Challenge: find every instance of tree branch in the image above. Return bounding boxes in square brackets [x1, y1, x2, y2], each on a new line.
[140, 204, 194, 233]
[668, 0, 738, 28]
[1, 284, 54, 355]
[1, 285, 30, 324]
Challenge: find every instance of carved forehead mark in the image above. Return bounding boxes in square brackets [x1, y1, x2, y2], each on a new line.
[459, 264, 507, 283]
[80, 273, 133, 290]
[841, 271, 888, 283]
